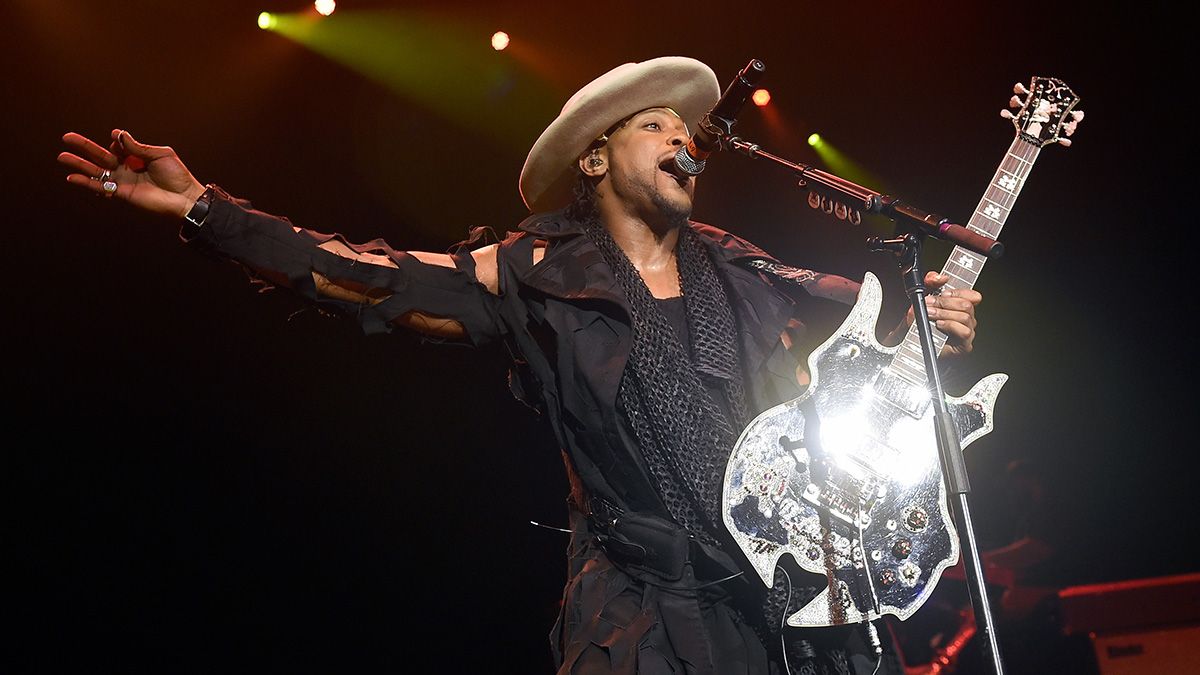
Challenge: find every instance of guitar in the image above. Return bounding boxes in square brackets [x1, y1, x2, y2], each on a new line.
[721, 77, 1083, 628]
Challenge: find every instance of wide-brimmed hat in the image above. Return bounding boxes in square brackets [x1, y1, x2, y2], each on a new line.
[519, 56, 719, 213]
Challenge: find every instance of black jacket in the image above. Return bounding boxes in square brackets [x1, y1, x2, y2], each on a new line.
[195, 195, 857, 524]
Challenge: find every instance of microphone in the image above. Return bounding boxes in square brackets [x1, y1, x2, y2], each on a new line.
[673, 59, 766, 177]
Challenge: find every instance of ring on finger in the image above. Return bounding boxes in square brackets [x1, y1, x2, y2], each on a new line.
[102, 179, 118, 197]
[98, 169, 112, 182]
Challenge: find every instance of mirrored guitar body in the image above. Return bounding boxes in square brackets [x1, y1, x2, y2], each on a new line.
[722, 76, 1081, 627]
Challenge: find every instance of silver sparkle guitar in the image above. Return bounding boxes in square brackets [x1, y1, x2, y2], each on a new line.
[722, 77, 1083, 627]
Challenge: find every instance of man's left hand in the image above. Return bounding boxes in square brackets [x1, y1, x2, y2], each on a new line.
[918, 271, 981, 356]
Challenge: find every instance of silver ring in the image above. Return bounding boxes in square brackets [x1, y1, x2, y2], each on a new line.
[102, 180, 118, 197]
[98, 169, 112, 182]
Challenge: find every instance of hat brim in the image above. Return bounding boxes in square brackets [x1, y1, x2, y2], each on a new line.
[519, 57, 719, 213]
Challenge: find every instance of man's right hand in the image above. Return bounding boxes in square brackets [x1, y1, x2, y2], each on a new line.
[59, 129, 206, 219]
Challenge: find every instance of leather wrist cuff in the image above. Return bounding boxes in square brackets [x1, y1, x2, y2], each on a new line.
[181, 184, 224, 239]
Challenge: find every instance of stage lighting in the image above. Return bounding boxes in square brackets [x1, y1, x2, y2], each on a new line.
[315, 0, 336, 16]
[807, 133, 822, 147]
[491, 31, 510, 51]
[752, 88, 771, 107]
[257, 12, 276, 30]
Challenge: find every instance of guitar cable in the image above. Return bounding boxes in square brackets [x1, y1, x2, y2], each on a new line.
[777, 567, 802, 675]
[856, 510, 886, 675]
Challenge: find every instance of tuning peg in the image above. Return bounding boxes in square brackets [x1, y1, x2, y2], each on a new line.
[1071, 110, 1086, 121]
[1057, 138, 1072, 147]
[1009, 95, 1023, 108]
[1000, 109, 1015, 120]
[1014, 82, 1030, 95]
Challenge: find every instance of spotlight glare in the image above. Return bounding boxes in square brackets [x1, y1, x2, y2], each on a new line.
[314, 0, 336, 16]
[808, 133, 822, 147]
[257, 12, 275, 30]
[752, 88, 771, 107]
[491, 31, 510, 51]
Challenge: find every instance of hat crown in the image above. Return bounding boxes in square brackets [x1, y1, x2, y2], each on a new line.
[519, 57, 720, 213]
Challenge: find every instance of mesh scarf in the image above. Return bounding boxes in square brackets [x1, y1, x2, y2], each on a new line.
[582, 219, 854, 675]
[583, 221, 743, 544]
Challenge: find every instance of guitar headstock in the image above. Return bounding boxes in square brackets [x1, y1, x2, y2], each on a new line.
[1002, 76, 1083, 147]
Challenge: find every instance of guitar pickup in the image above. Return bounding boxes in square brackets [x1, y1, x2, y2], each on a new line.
[874, 370, 932, 418]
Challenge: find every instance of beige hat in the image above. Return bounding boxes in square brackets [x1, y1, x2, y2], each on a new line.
[519, 56, 720, 213]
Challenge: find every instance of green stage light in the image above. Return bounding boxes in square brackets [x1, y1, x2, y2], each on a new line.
[807, 133, 821, 147]
[265, 10, 558, 154]
[257, 12, 275, 30]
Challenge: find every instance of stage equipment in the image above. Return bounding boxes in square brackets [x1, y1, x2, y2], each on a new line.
[712, 64, 1082, 675]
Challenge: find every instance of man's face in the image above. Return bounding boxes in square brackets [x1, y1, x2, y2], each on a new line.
[599, 107, 695, 228]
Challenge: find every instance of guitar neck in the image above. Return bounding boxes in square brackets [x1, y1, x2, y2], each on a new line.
[888, 135, 1042, 387]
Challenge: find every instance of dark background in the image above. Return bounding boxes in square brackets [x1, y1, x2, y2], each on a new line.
[6, 1, 1190, 672]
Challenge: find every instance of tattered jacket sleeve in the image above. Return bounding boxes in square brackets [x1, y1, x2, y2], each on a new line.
[188, 191, 504, 346]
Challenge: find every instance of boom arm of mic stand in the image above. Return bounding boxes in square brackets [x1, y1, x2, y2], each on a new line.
[725, 137, 1004, 259]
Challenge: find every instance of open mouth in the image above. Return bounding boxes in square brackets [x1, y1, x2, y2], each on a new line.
[658, 159, 689, 188]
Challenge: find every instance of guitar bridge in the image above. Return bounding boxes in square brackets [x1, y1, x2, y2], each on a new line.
[803, 472, 881, 528]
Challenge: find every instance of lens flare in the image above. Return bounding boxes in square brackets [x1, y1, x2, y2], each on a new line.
[491, 31, 509, 51]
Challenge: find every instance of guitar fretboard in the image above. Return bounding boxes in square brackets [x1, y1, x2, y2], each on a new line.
[888, 136, 1042, 388]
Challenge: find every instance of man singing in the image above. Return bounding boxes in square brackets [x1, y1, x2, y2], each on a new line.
[59, 56, 980, 674]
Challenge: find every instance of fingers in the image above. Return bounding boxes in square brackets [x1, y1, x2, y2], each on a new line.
[60, 140, 123, 199]
[919, 272, 982, 354]
[57, 151, 106, 179]
[927, 290, 977, 319]
[934, 315, 974, 349]
[64, 171, 123, 199]
[923, 271, 981, 302]
[59, 151, 121, 197]
[62, 132, 120, 170]
[112, 128, 171, 163]
[926, 292, 979, 314]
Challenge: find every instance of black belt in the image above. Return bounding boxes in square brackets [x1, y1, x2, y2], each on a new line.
[585, 498, 744, 589]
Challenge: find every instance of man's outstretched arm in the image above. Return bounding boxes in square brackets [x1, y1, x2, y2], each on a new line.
[59, 129, 505, 343]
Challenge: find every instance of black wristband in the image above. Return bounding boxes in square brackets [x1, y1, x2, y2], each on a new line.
[181, 184, 219, 239]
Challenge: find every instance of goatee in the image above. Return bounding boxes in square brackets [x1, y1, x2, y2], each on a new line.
[651, 191, 691, 230]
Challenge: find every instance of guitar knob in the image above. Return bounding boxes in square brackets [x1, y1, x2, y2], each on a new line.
[1000, 110, 1015, 120]
[879, 568, 897, 587]
[1058, 138, 1072, 147]
[1009, 95, 1022, 108]
[903, 505, 929, 532]
[1071, 110, 1086, 121]
[892, 537, 913, 559]
[1014, 82, 1030, 95]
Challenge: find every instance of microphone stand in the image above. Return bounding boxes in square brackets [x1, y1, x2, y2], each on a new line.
[722, 135, 1007, 675]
